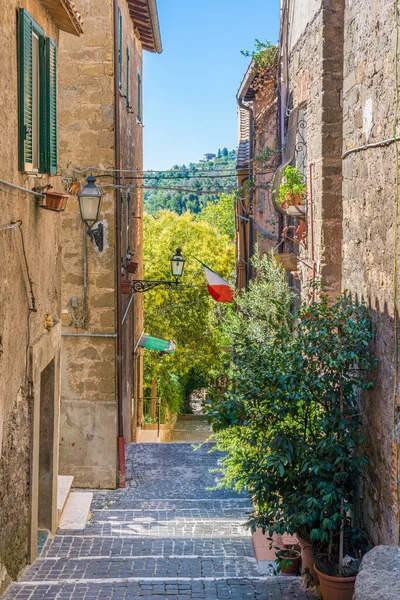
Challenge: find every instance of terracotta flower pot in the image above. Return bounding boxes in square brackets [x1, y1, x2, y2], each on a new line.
[121, 280, 131, 294]
[282, 192, 305, 208]
[126, 261, 138, 274]
[42, 191, 69, 212]
[277, 553, 301, 575]
[314, 564, 356, 600]
[296, 536, 319, 585]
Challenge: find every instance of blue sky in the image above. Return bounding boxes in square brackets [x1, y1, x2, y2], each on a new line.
[143, 0, 281, 170]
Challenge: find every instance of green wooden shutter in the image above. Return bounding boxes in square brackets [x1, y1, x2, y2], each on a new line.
[18, 9, 33, 171]
[137, 72, 141, 122]
[126, 45, 130, 107]
[46, 39, 57, 174]
[118, 8, 122, 89]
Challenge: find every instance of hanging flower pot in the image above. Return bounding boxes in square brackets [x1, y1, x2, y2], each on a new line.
[42, 191, 69, 212]
[126, 261, 138, 274]
[314, 564, 356, 600]
[121, 280, 132, 294]
[286, 203, 306, 220]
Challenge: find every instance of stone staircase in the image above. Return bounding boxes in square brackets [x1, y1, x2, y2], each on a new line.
[2, 446, 317, 599]
[171, 414, 212, 442]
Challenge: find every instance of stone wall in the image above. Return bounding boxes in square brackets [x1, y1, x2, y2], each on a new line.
[253, 80, 279, 256]
[286, 0, 399, 544]
[0, 1, 62, 591]
[342, 0, 398, 544]
[287, 0, 344, 299]
[58, 0, 144, 487]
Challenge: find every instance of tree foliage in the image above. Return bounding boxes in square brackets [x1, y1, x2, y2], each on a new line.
[197, 193, 235, 240]
[143, 210, 235, 412]
[208, 253, 375, 573]
[144, 151, 237, 216]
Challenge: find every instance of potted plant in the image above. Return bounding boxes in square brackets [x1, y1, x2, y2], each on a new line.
[42, 190, 69, 212]
[277, 165, 306, 218]
[121, 280, 131, 294]
[275, 544, 301, 576]
[126, 261, 138, 274]
[208, 257, 374, 598]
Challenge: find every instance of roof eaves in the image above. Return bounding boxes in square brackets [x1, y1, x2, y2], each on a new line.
[41, 0, 84, 36]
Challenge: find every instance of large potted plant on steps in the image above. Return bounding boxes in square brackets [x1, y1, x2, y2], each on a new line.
[293, 295, 374, 599]
[208, 257, 375, 598]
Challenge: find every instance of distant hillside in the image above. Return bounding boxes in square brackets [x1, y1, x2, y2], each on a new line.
[144, 148, 237, 215]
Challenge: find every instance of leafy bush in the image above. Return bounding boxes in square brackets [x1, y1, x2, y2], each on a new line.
[208, 254, 375, 572]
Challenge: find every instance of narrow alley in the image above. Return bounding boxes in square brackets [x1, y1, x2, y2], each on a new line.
[2, 440, 316, 599]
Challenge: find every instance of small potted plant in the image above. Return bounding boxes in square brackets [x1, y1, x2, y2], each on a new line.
[43, 190, 69, 212]
[278, 165, 306, 219]
[121, 280, 131, 294]
[126, 261, 138, 274]
[275, 544, 301, 576]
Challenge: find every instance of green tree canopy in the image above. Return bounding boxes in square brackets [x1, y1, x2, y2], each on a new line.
[143, 210, 235, 412]
[197, 193, 235, 240]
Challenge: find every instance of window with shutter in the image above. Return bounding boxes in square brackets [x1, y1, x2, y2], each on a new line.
[137, 72, 142, 123]
[126, 45, 130, 108]
[118, 8, 122, 90]
[18, 9, 57, 175]
[18, 9, 44, 172]
[46, 39, 57, 174]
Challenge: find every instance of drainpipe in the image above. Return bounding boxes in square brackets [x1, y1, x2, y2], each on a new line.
[113, 0, 125, 488]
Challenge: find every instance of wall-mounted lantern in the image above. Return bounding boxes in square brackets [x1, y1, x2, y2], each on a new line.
[78, 175, 104, 251]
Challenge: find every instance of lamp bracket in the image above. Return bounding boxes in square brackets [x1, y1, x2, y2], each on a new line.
[87, 222, 104, 252]
[131, 279, 180, 293]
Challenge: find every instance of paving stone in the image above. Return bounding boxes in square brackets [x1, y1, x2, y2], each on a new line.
[1, 443, 317, 600]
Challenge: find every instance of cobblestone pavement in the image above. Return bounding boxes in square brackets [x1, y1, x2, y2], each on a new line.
[2, 444, 317, 599]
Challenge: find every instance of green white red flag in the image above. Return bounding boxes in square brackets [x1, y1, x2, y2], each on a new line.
[203, 264, 234, 303]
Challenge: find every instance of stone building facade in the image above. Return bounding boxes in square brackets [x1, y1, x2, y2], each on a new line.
[0, 1, 82, 592]
[236, 59, 279, 290]
[277, 0, 400, 544]
[58, 0, 162, 489]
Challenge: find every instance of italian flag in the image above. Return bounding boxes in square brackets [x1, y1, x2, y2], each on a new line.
[203, 264, 234, 303]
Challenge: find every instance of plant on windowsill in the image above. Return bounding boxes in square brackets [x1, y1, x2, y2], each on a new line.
[208, 255, 375, 599]
[276, 165, 306, 219]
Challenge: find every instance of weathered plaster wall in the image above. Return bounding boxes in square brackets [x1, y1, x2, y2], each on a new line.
[58, 0, 144, 486]
[0, 1, 62, 591]
[287, 0, 343, 297]
[342, 0, 398, 544]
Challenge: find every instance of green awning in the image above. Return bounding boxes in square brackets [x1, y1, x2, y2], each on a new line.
[138, 334, 176, 354]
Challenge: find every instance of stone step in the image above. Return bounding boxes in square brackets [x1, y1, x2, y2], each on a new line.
[57, 475, 74, 520]
[58, 492, 93, 531]
[2, 578, 315, 599]
[89, 507, 253, 523]
[91, 496, 252, 512]
[42, 535, 256, 559]
[58, 517, 250, 538]
[21, 556, 266, 581]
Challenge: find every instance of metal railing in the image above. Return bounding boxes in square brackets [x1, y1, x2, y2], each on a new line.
[137, 397, 167, 437]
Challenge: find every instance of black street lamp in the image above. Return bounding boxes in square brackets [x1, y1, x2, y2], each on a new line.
[131, 248, 186, 293]
[78, 175, 104, 251]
